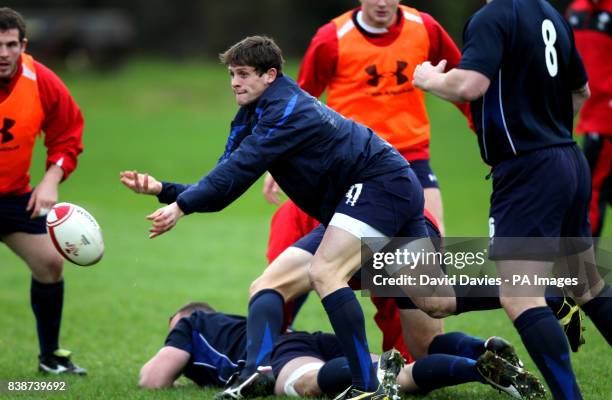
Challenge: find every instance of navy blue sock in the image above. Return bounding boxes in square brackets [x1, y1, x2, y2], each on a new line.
[453, 279, 502, 315]
[322, 287, 378, 392]
[31, 278, 63, 356]
[412, 354, 484, 392]
[428, 332, 485, 359]
[581, 284, 612, 346]
[514, 307, 582, 400]
[289, 293, 309, 328]
[545, 296, 564, 315]
[317, 357, 352, 397]
[242, 289, 284, 378]
[454, 296, 502, 314]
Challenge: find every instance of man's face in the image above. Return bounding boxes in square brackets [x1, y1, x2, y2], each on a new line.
[360, 0, 400, 29]
[0, 29, 25, 80]
[229, 65, 276, 106]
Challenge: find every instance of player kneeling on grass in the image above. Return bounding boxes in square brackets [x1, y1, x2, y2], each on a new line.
[140, 301, 545, 399]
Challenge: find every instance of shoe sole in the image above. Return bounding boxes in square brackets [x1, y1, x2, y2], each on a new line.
[378, 350, 405, 400]
[39, 365, 87, 376]
[485, 337, 524, 368]
[477, 351, 546, 400]
[215, 368, 273, 399]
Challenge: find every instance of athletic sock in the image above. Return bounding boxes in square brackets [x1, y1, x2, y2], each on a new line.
[241, 289, 284, 379]
[545, 296, 564, 314]
[291, 293, 308, 319]
[454, 296, 502, 314]
[453, 283, 502, 314]
[428, 332, 485, 359]
[322, 287, 378, 392]
[317, 357, 352, 397]
[31, 278, 64, 356]
[412, 354, 484, 392]
[453, 286, 585, 316]
[514, 306, 582, 400]
[288, 293, 309, 329]
[581, 284, 612, 345]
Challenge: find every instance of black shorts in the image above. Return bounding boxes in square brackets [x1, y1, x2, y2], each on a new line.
[410, 159, 440, 189]
[292, 211, 442, 257]
[270, 332, 344, 378]
[489, 144, 592, 260]
[0, 192, 47, 237]
[329, 168, 427, 239]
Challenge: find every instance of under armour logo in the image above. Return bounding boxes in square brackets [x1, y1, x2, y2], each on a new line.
[0, 118, 15, 144]
[364, 61, 409, 87]
[365, 65, 383, 86]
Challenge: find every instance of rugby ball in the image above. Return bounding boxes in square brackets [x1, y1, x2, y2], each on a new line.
[46, 203, 104, 266]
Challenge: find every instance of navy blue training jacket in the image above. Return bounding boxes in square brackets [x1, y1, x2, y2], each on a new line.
[165, 311, 246, 386]
[158, 74, 408, 224]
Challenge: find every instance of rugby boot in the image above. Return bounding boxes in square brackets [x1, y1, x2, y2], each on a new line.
[554, 295, 585, 352]
[376, 349, 405, 400]
[476, 350, 546, 399]
[485, 336, 524, 368]
[333, 384, 390, 400]
[38, 349, 87, 375]
[215, 366, 275, 399]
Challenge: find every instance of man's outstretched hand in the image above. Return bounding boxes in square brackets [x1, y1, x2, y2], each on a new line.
[146, 202, 184, 239]
[120, 170, 162, 195]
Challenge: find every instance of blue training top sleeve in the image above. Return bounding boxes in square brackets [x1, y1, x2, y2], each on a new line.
[458, 3, 510, 80]
[157, 181, 192, 204]
[165, 318, 193, 353]
[176, 93, 304, 215]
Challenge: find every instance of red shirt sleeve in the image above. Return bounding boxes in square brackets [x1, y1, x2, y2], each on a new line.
[421, 12, 475, 133]
[35, 61, 84, 181]
[297, 22, 338, 97]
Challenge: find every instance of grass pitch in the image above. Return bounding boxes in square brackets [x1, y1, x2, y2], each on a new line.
[0, 59, 610, 399]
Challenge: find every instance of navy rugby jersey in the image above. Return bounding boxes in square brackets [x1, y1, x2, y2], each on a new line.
[158, 74, 408, 224]
[459, 0, 588, 166]
[165, 311, 247, 386]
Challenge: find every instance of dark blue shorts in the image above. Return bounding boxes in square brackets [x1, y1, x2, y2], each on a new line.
[0, 192, 47, 237]
[410, 159, 439, 189]
[270, 332, 343, 378]
[293, 212, 441, 257]
[489, 144, 592, 260]
[293, 212, 442, 312]
[292, 224, 324, 255]
[329, 168, 427, 239]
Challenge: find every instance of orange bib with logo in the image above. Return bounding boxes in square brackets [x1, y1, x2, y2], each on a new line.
[0, 54, 45, 195]
[328, 6, 431, 153]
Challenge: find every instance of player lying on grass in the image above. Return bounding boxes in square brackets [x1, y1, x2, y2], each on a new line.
[122, 169, 586, 366]
[140, 301, 545, 399]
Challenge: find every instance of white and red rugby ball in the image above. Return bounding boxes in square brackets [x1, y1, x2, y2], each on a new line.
[46, 202, 104, 266]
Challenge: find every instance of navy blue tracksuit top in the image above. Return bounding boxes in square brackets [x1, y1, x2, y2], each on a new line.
[158, 74, 409, 225]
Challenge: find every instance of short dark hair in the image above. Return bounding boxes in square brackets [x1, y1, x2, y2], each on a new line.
[0, 8, 26, 42]
[169, 301, 216, 324]
[219, 35, 284, 75]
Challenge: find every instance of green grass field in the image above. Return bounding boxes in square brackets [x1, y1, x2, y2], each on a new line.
[0, 59, 610, 399]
